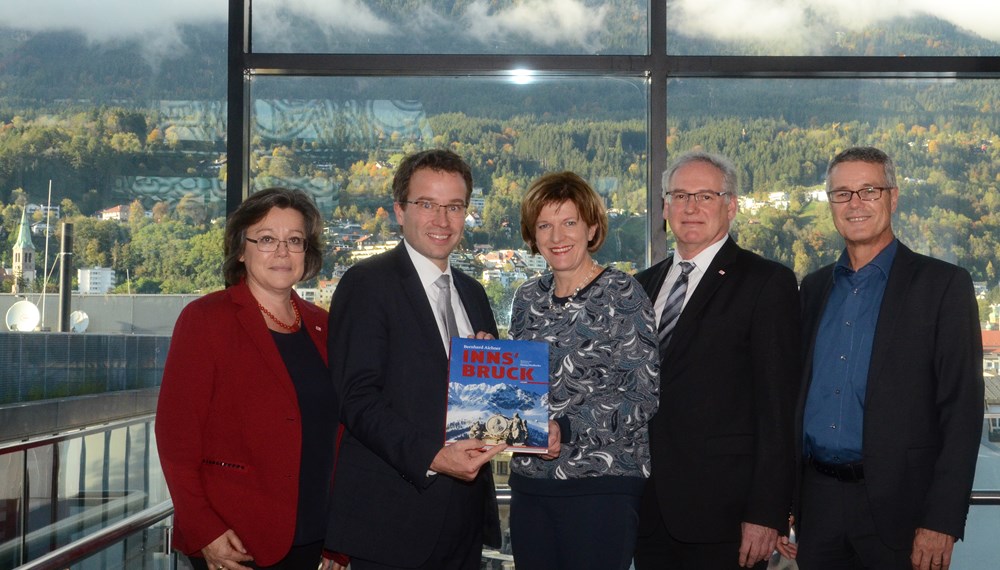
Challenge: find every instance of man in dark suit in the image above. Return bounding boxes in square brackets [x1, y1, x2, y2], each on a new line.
[634, 151, 800, 569]
[324, 149, 506, 570]
[790, 147, 983, 570]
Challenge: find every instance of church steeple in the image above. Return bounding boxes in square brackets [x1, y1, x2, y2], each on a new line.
[12, 206, 36, 294]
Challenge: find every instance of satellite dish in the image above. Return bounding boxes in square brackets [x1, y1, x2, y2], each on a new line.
[70, 310, 90, 333]
[6, 300, 41, 331]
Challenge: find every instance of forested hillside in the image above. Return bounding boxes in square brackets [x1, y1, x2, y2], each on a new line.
[0, 10, 998, 314]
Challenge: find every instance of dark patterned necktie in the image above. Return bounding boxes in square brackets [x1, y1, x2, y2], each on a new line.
[657, 261, 694, 353]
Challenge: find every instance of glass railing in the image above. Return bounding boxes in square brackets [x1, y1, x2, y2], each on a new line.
[4, 408, 1000, 568]
[0, 414, 168, 569]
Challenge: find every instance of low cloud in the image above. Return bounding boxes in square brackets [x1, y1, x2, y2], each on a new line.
[462, 0, 609, 52]
[669, 0, 1000, 53]
[253, 0, 392, 48]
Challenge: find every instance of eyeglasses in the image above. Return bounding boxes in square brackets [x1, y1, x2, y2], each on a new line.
[666, 191, 730, 204]
[399, 200, 468, 217]
[245, 236, 308, 253]
[827, 186, 891, 203]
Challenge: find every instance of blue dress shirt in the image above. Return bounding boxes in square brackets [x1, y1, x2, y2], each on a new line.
[803, 239, 898, 464]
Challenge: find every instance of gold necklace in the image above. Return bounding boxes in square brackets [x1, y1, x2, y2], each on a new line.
[258, 299, 301, 332]
[551, 262, 600, 309]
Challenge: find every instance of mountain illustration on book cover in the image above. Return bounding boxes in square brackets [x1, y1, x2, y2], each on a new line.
[446, 337, 549, 453]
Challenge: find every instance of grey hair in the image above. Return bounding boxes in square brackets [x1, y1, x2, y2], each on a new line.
[661, 150, 739, 200]
[825, 146, 897, 191]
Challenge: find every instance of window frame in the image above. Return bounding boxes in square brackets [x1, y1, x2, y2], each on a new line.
[226, 0, 1000, 502]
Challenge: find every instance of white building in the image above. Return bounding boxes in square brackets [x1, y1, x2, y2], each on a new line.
[78, 267, 116, 294]
[514, 250, 548, 274]
[97, 205, 129, 221]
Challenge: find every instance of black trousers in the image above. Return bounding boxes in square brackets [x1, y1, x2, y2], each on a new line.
[350, 480, 485, 570]
[633, 509, 766, 570]
[796, 467, 912, 569]
[510, 488, 641, 570]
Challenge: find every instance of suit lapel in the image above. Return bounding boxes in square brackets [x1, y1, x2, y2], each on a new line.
[866, 243, 915, 393]
[392, 244, 450, 361]
[453, 272, 483, 333]
[801, 266, 835, 385]
[231, 283, 300, 407]
[642, 258, 673, 303]
[662, 238, 740, 363]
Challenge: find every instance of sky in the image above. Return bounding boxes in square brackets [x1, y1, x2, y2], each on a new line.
[0, 0, 997, 54]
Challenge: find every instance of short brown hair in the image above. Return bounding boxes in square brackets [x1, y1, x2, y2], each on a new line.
[520, 171, 608, 255]
[391, 149, 474, 206]
[223, 187, 324, 287]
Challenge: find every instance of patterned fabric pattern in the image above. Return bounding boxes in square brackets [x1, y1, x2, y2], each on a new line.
[509, 267, 660, 480]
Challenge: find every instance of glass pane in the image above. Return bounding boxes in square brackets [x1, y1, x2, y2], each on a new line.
[250, 75, 648, 325]
[24, 444, 57, 562]
[665, 77, 999, 280]
[0, 1, 228, 303]
[253, 0, 648, 55]
[953, 505, 1000, 566]
[0, 451, 24, 568]
[72, 517, 173, 570]
[666, 1, 1000, 56]
[980, 413, 1000, 491]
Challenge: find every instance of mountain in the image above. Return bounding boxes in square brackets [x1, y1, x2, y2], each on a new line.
[446, 382, 548, 449]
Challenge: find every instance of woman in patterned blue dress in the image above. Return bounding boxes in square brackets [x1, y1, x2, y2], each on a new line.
[508, 171, 660, 570]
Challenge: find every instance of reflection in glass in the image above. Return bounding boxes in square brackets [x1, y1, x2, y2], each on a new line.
[0, 452, 24, 568]
[665, 77, 999, 281]
[0, 2, 227, 297]
[252, 0, 647, 55]
[250, 75, 648, 324]
[666, 0, 1000, 56]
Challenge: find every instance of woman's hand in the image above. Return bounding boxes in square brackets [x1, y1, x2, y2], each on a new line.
[540, 420, 561, 460]
[201, 529, 253, 570]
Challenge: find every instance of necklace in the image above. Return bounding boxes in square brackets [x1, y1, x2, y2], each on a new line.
[258, 299, 301, 332]
[550, 262, 600, 310]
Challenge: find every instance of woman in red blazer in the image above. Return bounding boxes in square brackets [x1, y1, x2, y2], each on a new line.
[156, 188, 344, 570]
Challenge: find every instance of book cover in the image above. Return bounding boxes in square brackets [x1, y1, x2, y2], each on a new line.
[446, 337, 550, 453]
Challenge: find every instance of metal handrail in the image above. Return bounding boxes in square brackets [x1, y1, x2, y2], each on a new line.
[16, 500, 174, 570]
[0, 413, 156, 454]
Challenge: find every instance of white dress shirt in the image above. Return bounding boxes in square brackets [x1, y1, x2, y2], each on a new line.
[653, 234, 729, 323]
[403, 240, 473, 354]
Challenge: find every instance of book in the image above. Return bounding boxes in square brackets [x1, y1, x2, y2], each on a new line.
[446, 337, 550, 453]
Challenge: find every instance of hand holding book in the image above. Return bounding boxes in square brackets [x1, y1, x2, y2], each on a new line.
[430, 439, 508, 482]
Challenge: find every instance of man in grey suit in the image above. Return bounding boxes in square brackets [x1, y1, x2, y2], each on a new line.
[324, 149, 506, 570]
[790, 146, 983, 570]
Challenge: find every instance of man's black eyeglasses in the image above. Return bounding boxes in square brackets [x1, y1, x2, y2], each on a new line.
[398, 200, 468, 216]
[826, 186, 891, 203]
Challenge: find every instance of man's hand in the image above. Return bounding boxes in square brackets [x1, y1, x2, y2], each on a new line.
[775, 515, 797, 560]
[540, 420, 561, 460]
[739, 522, 778, 568]
[430, 439, 507, 481]
[318, 556, 348, 570]
[911, 528, 955, 570]
[201, 529, 253, 570]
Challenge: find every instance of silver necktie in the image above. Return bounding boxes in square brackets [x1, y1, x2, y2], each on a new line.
[434, 274, 460, 348]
